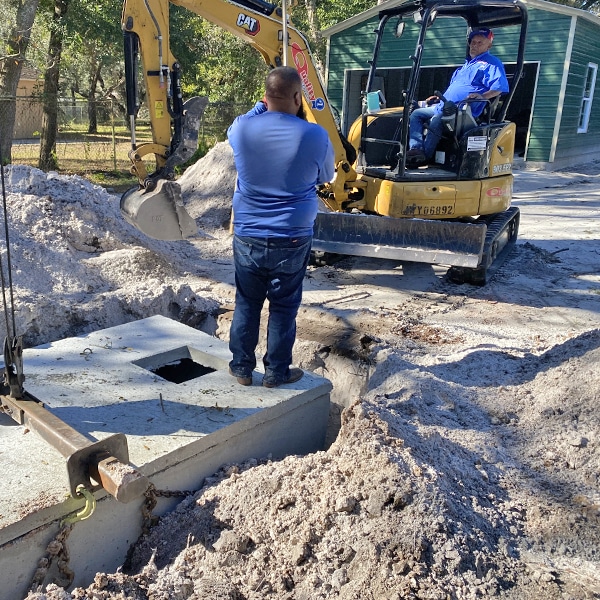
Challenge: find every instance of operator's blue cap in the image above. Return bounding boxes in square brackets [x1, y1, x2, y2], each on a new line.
[468, 27, 494, 42]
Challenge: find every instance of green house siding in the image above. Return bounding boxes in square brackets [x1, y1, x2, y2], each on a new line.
[553, 17, 600, 162]
[326, 18, 379, 110]
[520, 8, 573, 161]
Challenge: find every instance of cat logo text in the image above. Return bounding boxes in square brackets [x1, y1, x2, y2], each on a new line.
[237, 13, 260, 35]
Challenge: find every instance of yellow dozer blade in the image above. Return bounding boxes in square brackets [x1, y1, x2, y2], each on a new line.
[312, 207, 520, 284]
[120, 179, 198, 241]
[312, 211, 487, 268]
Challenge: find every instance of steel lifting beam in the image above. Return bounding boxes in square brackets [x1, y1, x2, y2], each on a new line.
[1, 392, 149, 503]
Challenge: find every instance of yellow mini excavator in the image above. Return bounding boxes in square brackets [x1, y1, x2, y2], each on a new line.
[120, 0, 528, 284]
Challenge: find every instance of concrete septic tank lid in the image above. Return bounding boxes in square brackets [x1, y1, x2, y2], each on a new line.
[0, 315, 332, 539]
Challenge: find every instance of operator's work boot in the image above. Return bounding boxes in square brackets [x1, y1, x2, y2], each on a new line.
[229, 367, 252, 386]
[406, 148, 426, 166]
[262, 368, 304, 388]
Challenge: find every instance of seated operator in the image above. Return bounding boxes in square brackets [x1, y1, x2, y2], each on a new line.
[406, 27, 509, 165]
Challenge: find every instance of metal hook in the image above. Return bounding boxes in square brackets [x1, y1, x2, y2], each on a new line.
[61, 484, 96, 526]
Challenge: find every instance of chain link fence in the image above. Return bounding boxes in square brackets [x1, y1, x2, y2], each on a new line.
[4, 96, 249, 175]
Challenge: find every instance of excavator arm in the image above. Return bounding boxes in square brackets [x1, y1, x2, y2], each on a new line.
[120, 0, 357, 240]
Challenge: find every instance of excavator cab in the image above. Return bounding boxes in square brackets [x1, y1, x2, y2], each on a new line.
[348, 0, 528, 180]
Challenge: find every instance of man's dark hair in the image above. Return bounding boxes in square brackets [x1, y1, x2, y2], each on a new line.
[265, 66, 302, 99]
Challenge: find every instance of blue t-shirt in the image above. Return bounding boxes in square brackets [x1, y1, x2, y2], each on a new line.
[435, 51, 509, 118]
[227, 101, 335, 238]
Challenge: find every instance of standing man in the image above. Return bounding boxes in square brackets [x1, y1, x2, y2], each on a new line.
[227, 66, 335, 388]
[407, 27, 509, 165]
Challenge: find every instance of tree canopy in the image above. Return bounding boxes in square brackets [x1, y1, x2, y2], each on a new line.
[9, 0, 600, 110]
[2, 0, 600, 165]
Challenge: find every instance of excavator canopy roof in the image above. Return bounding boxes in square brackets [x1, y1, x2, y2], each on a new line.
[379, 0, 527, 31]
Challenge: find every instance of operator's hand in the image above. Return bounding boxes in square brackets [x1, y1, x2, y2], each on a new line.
[467, 93, 485, 100]
[425, 95, 440, 106]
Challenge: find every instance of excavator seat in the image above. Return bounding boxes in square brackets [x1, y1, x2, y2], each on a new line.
[478, 94, 502, 124]
[348, 88, 510, 174]
[359, 101, 484, 172]
[452, 103, 479, 138]
[431, 98, 503, 171]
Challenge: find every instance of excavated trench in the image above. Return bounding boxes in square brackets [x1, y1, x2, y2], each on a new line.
[210, 305, 374, 448]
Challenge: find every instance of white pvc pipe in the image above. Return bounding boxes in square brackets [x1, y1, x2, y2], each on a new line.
[282, 0, 288, 66]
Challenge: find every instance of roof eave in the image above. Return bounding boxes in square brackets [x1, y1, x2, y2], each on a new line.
[321, 0, 600, 38]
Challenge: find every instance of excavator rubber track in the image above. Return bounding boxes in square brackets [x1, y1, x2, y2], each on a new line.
[446, 206, 520, 285]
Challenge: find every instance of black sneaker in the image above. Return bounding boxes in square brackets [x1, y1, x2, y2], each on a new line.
[262, 367, 304, 388]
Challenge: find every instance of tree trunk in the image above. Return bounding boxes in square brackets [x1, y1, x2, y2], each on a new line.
[87, 62, 103, 133]
[302, 0, 325, 80]
[88, 95, 98, 133]
[0, 0, 41, 163]
[39, 0, 70, 171]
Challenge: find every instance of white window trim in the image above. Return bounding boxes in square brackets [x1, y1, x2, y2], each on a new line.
[578, 62, 597, 134]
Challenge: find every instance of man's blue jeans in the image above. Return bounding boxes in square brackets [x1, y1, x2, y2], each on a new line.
[409, 106, 443, 159]
[229, 234, 312, 386]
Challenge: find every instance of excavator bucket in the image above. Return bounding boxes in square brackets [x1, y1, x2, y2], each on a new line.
[120, 96, 209, 241]
[120, 179, 198, 241]
[312, 211, 487, 268]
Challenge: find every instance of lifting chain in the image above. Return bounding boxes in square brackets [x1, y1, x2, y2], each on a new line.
[29, 522, 74, 592]
[141, 483, 195, 535]
[122, 482, 197, 573]
[28, 483, 194, 594]
[28, 485, 96, 594]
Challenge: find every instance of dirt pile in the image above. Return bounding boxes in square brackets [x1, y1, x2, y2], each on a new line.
[3, 146, 599, 599]
[26, 329, 600, 600]
[0, 162, 229, 346]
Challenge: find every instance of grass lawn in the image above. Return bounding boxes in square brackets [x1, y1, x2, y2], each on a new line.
[12, 122, 154, 193]
[11, 120, 218, 193]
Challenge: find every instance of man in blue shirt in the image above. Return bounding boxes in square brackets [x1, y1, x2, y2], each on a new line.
[227, 66, 335, 388]
[407, 28, 509, 165]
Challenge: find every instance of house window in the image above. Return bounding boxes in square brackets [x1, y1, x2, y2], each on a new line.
[578, 62, 597, 133]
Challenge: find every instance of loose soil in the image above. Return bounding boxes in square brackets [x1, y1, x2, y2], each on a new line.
[1, 144, 598, 599]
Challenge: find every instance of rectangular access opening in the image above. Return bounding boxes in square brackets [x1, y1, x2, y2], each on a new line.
[150, 358, 216, 383]
[132, 346, 222, 384]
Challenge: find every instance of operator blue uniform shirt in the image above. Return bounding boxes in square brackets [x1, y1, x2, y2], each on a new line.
[227, 101, 335, 238]
[436, 51, 509, 117]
